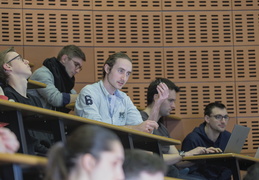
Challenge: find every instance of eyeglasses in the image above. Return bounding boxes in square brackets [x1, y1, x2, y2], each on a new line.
[71, 59, 82, 71]
[6, 54, 24, 64]
[210, 115, 230, 121]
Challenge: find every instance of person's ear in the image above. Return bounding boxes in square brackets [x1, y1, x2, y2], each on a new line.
[81, 154, 97, 172]
[153, 94, 159, 101]
[205, 115, 210, 124]
[60, 54, 68, 64]
[104, 64, 111, 74]
[3, 63, 11, 72]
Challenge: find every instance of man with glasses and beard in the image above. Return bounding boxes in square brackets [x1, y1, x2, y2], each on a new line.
[182, 102, 232, 180]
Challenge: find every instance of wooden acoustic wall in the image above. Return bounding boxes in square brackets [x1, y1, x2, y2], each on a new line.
[1, 0, 259, 154]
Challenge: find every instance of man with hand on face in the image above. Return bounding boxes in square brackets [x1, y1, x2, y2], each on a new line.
[140, 78, 221, 179]
[75, 52, 158, 133]
[29, 45, 86, 113]
[182, 102, 232, 180]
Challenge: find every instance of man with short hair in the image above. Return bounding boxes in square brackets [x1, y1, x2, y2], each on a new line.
[0, 47, 41, 107]
[123, 149, 167, 180]
[182, 101, 232, 179]
[140, 78, 219, 179]
[0, 47, 49, 154]
[75, 52, 158, 133]
[29, 45, 86, 113]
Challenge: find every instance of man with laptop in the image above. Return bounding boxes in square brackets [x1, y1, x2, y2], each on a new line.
[182, 102, 232, 179]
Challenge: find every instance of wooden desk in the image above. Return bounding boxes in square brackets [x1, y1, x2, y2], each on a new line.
[183, 153, 259, 180]
[27, 79, 46, 89]
[0, 100, 181, 156]
[0, 153, 47, 180]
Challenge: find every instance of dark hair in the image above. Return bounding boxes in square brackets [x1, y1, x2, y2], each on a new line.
[57, 45, 86, 62]
[204, 102, 226, 116]
[146, 78, 180, 106]
[0, 47, 16, 85]
[102, 52, 132, 79]
[123, 149, 167, 180]
[44, 125, 120, 180]
[243, 163, 259, 180]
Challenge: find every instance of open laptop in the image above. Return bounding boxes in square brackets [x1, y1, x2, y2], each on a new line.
[223, 124, 250, 153]
[194, 124, 250, 155]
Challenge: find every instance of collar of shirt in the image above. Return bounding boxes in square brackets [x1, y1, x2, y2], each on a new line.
[99, 80, 123, 99]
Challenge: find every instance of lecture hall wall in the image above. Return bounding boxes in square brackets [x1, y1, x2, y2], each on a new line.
[1, 0, 259, 154]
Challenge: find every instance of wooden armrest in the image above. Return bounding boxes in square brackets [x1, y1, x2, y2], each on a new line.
[66, 102, 75, 110]
[164, 177, 183, 180]
[28, 79, 47, 89]
[0, 153, 47, 166]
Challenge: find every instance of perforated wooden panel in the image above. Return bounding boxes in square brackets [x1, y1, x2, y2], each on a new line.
[234, 46, 259, 81]
[93, 0, 162, 10]
[233, 0, 259, 10]
[164, 47, 235, 82]
[93, 12, 162, 46]
[0, 9, 23, 45]
[233, 11, 259, 45]
[23, 0, 92, 10]
[0, 46, 23, 56]
[121, 83, 149, 109]
[162, 0, 232, 10]
[23, 10, 93, 46]
[236, 82, 259, 116]
[0, 0, 22, 8]
[173, 82, 236, 118]
[163, 12, 232, 46]
[94, 48, 164, 82]
[239, 118, 259, 153]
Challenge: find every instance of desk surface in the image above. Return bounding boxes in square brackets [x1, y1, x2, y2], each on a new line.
[0, 100, 181, 146]
[183, 153, 259, 171]
[27, 79, 46, 89]
[183, 153, 259, 162]
[0, 153, 47, 166]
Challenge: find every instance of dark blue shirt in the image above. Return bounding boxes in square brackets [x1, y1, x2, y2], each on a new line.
[182, 122, 231, 151]
[181, 122, 232, 180]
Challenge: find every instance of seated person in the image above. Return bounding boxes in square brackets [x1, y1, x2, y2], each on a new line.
[182, 102, 232, 180]
[29, 45, 86, 113]
[0, 47, 42, 106]
[0, 127, 19, 153]
[0, 47, 51, 154]
[140, 78, 219, 179]
[123, 149, 167, 180]
[75, 52, 158, 133]
[44, 125, 125, 180]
